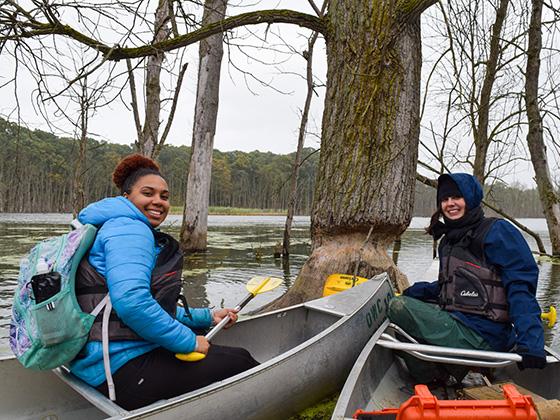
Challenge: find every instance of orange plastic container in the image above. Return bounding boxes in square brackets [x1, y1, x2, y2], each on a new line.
[353, 384, 537, 420]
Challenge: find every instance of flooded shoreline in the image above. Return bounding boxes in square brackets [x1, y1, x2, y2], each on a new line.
[1, 214, 558, 356]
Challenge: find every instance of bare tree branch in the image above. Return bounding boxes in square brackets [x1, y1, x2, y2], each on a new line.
[126, 58, 143, 142]
[157, 61, 189, 152]
[2, 8, 325, 61]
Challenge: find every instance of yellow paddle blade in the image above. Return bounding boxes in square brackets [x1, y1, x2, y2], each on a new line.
[322, 274, 369, 297]
[541, 306, 557, 328]
[175, 351, 206, 362]
[246, 276, 283, 295]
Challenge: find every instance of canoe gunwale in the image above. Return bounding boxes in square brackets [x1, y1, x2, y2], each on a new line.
[302, 305, 346, 317]
[332, 319, 392, 420]
[112, 277, 390, 418]
[53, 366, 127, 417]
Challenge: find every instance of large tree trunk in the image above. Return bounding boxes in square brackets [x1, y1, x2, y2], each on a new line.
[180, 0, 227, 252]
[525, 0, 560, 257]
[269, 0, 434, 309]
[138, 0, 171, 158]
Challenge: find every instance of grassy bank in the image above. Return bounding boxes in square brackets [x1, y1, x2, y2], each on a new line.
[170, 206, 287, 216]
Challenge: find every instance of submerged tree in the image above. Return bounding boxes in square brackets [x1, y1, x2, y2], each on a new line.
[270, 1, 433, 306]
[525, 0, 560, 256]
[282, 29, 321, 257]
[180, 0, 228, 252]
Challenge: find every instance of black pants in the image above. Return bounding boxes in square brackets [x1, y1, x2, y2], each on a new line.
[96, 345, 259, 410]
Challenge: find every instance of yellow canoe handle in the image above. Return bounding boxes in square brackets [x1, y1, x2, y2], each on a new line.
[541, 306, 557, 328]
[175, 351, 206, 362]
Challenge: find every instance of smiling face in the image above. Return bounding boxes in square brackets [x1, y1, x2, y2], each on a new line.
[441, 196, 466, 220]
[125, 174, 170, 227]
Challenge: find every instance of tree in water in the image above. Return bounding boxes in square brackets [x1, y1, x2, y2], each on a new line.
[525, 0, 560, 257]
[270, 0, 435, 307]
[283, 29, 321, 258]
[180, 0, 228, 252]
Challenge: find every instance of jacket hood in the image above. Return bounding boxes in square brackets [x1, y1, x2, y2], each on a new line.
[437, 173, 483, 210]
[78, 196, 152, 227]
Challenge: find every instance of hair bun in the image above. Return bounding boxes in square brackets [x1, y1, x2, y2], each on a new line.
[112, 154, 160, 190]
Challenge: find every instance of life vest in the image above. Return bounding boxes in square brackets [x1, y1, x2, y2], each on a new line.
[438, 217, 509, 323]
[75, 230, 184, 342]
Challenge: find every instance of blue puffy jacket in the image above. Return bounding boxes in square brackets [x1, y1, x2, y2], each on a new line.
[70, 196, 212, 386]
[405, 174, 545, 358]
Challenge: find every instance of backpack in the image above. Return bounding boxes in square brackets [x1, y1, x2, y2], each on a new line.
[9, 222, 100, 370]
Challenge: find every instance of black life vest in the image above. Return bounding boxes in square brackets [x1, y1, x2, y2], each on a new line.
[438, 217, 509, 323]
[75, 230, 184, 341]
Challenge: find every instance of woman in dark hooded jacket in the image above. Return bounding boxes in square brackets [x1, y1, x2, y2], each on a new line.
[388, 173, 545, 384]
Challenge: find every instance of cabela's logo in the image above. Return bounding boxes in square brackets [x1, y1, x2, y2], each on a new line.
[460, 290, 479, 297]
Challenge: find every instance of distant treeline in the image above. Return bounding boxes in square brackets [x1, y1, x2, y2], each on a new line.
[0, 117, 545, 217]
[0, 117, 317, 214]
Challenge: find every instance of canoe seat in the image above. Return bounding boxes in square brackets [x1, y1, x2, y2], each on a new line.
[53, 366, 128, 417]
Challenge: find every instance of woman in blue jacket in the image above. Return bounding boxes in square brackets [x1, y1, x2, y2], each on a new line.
[388, 173, 545, 384]
[71, 154, 258, 409]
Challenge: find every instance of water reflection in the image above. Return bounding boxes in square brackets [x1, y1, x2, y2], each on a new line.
[0, 215, 558, 356]
[539, 262, 560, 350]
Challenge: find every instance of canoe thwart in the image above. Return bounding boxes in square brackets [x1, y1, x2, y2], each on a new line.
[377, 334, 559, 368]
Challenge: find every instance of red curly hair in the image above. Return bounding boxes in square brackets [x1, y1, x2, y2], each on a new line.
[112, 154, 161, 192]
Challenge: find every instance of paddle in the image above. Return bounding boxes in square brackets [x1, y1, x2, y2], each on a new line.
[176, 275, 283, 362]
[322, 274, 369, 297]
[322, 227, 374, 297]
[541, 305, 557, 328]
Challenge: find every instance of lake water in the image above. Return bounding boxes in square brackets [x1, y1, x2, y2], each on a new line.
[0, 213, 558, 356]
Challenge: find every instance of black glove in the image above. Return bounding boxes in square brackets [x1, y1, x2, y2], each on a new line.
[517, 353, 546, 370]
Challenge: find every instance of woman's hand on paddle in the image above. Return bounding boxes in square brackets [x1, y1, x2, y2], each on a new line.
[212, 308, 238, 328]
[195, 336, 210, 354]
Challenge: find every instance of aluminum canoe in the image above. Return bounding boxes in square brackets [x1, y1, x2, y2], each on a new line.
[1, 273, 394, 420]
[332, 320, 560, 419]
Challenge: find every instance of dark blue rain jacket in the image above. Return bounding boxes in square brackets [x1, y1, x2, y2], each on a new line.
[405, 173, 545, 358]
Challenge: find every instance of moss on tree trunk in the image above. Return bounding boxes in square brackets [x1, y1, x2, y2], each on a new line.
[268, 0, 434, 309]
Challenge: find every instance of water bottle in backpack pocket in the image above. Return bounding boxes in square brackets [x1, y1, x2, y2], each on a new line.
[31, 259, 61, 305]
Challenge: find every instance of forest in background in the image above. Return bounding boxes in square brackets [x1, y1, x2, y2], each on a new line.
[0, 117, 545, 218]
